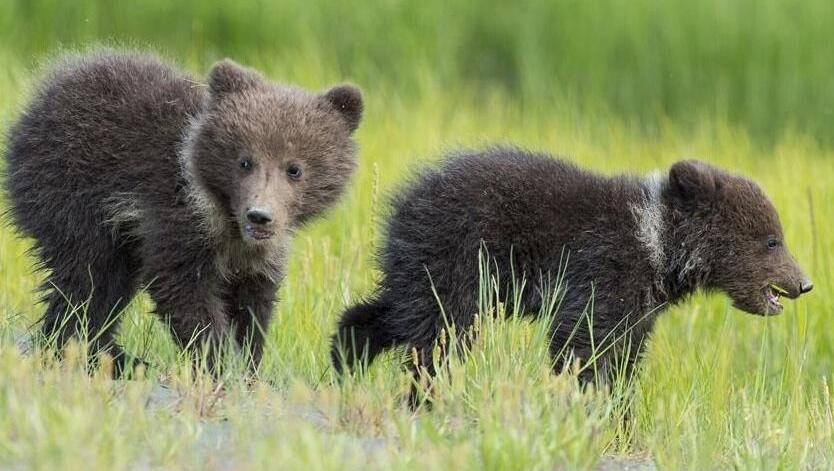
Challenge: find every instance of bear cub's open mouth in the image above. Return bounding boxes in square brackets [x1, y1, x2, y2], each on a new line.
[244, 224, 274, 241]
[765, 284, 788, 312]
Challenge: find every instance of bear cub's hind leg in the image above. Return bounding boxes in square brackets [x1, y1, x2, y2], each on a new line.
[39, 242, 141, 376]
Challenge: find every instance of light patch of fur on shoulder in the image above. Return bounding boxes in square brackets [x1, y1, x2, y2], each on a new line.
[631, 170, 666, 272]
[102, 192, 144, 239]
[178, 114, 226, 240]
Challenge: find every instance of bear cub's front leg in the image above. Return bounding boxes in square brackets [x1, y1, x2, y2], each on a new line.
[224, 274, 280, 369]
[146, 253, 236, 371]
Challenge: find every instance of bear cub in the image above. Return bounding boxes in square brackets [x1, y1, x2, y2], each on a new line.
[332, 148, 812, 395]
[5, 50, 363, 372]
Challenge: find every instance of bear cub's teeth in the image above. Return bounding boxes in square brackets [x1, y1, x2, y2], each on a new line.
[244, 224, 274, 241]
[766, 285, 784, 311]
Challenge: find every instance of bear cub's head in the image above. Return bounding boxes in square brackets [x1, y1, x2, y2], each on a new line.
[184, 59, 362, 246]
[666, 160, 813, 315]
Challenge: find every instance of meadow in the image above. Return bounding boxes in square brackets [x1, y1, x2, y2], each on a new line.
[1, 1, 834, 469]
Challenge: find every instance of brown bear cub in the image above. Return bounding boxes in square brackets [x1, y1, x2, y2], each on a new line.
[332, 148, 813, 396]
[4, 51, 362, 373]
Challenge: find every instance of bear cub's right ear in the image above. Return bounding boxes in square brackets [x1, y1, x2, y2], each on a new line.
[669, 159, 717, 200]
[323, 85, 363, 133]
[208, 59, 261, 99]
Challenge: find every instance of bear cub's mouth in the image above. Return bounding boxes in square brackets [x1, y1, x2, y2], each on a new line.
[765, 284, 788, 313]
[244, 224, 274, 241]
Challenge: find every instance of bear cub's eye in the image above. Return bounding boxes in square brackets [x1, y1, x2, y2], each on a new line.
[239, 159, 253, 171]
[767, 236, 781, 249]
[287, 163, 303, 180]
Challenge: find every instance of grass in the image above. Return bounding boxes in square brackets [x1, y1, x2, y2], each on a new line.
[2, 1, 834, 469]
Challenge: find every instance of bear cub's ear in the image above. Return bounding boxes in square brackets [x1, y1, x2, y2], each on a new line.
[323, 85, 363, 133]
[669, 160, 717, 199]
[208, 59, 260, 98]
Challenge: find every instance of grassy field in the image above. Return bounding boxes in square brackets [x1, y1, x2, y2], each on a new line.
[2, 1, 834, 469]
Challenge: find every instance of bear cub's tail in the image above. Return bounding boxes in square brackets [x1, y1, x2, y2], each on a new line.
[331, 298, 393, 375]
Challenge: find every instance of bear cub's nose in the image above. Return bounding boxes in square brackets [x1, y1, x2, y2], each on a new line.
[800, 280, 814, 294]
[246, 208, 273, 225]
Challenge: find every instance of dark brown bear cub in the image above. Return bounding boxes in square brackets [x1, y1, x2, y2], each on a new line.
[4, 50, 362, 372]
[332, 148, 812, 396]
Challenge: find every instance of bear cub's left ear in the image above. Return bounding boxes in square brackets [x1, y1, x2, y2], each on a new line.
[208, 59, 261, 99]
[669, 159, 717, 200]
[323, 85, 363, 133]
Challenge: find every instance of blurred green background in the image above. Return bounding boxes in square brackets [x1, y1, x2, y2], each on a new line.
[3, 0, 834, 145]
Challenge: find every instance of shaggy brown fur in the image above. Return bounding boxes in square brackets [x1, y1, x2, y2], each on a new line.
[332, 148, 813, 402]
[4, 50, 363, 372]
